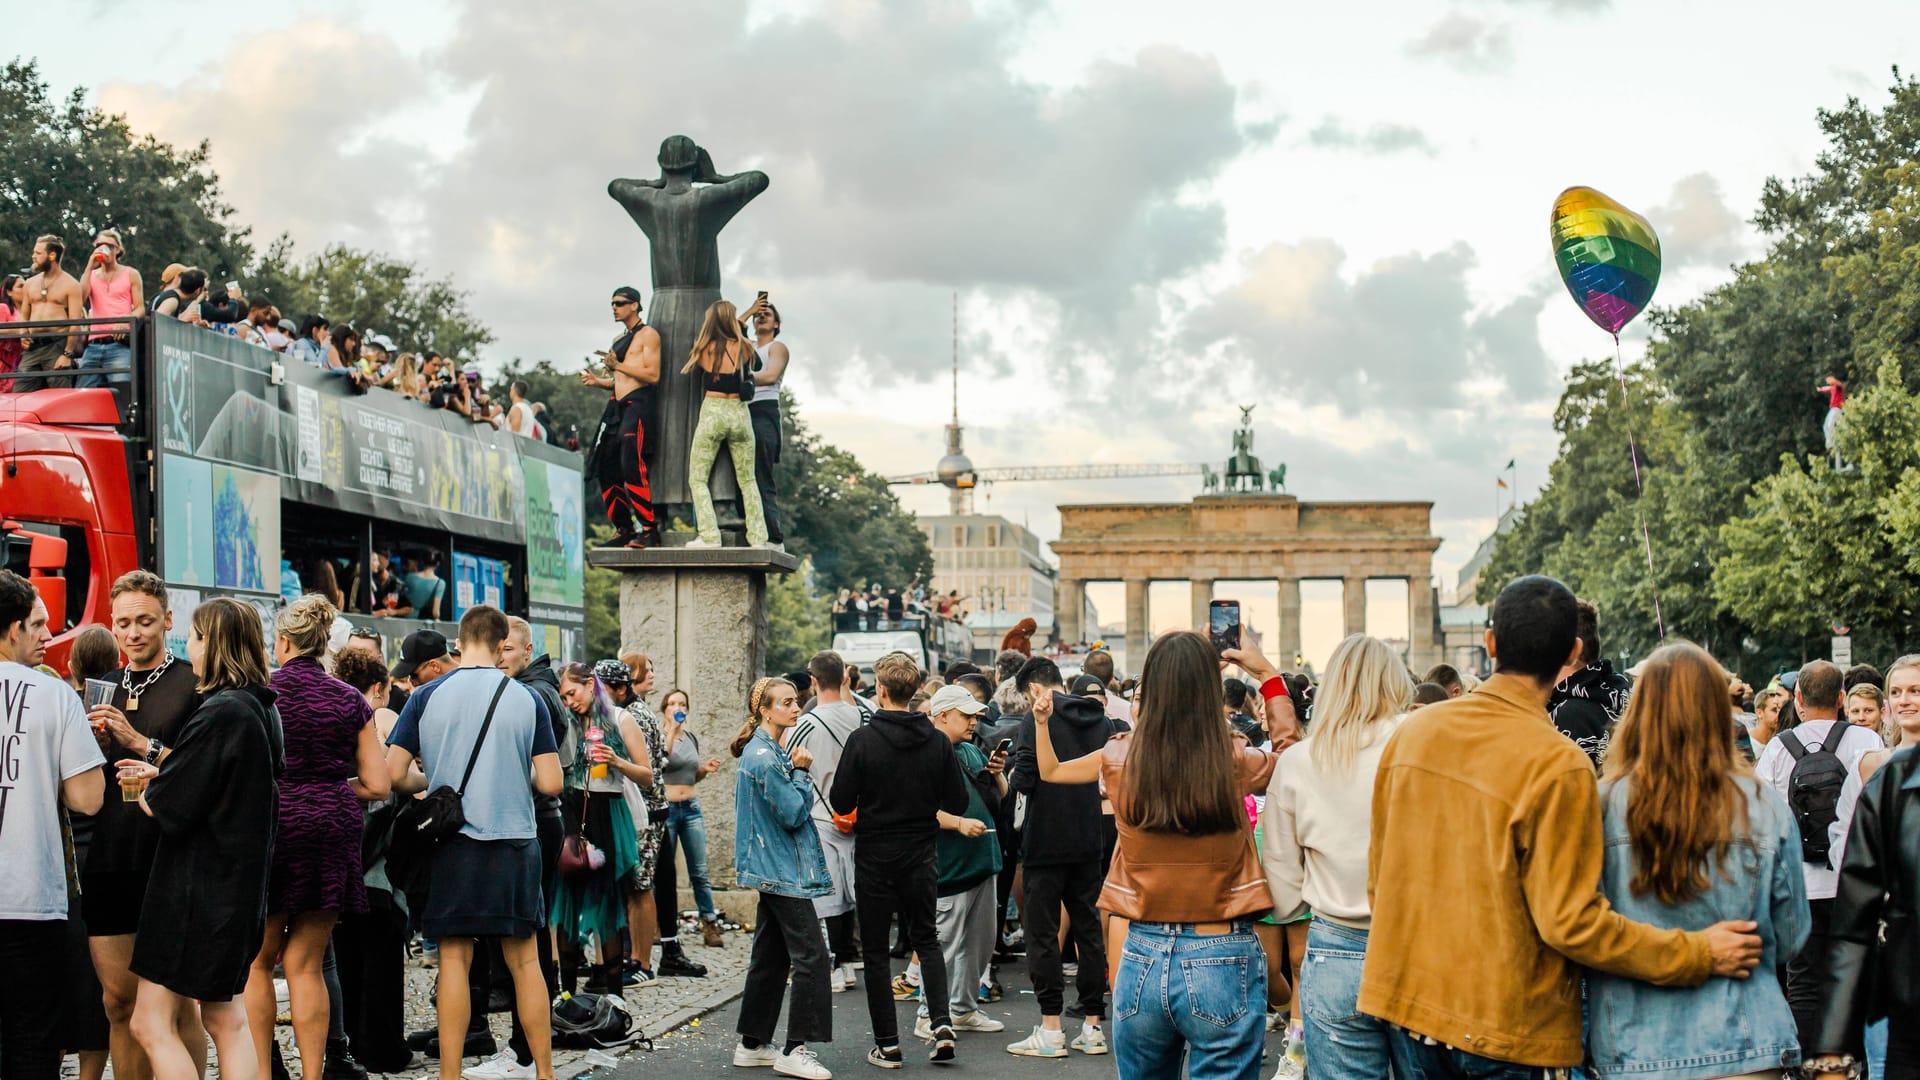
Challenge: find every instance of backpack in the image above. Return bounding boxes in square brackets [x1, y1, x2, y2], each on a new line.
[551, 991, 648, 1051]
[1779, 723, 1854, 865]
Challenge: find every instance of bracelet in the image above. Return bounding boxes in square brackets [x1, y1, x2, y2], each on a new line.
[1799, 1055, 1864, 1080]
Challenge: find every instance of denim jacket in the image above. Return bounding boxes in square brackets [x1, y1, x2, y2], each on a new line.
[733, 728, 832, 899]
[1587, 775, 1810, 1079]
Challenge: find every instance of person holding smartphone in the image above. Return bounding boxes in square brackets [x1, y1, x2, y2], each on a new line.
[914, 686, 1009, 1042]
[741, 292, 788, 550]
[581, 286, 661, 548]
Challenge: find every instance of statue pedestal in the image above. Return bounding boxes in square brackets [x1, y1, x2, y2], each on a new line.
[588, 545, 799, 924]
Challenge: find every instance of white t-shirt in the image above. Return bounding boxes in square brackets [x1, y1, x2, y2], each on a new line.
[1754, 717, 1884, 899]
[0, 662, 107, 920]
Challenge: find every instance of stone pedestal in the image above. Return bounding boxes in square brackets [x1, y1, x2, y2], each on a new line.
[589, 545, 799, 924]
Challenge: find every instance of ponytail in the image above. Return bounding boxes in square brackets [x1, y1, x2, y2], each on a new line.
[731, 675, 793, 758]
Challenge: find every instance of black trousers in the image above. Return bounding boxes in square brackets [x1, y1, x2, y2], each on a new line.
[656, 817, 679, 939]
[856, 842, 949, 1043]
[0, 919, 67, 1080]
[1787, 895, 1833, 1036]
[336, 895, 412, 1071]
[1889, 1018, 1920, 1080]
[1021, 859, 1108, 1019]
[601, 390, 655, 537]
[748, 399, 784, 544]
[738, 892, 832, 1047]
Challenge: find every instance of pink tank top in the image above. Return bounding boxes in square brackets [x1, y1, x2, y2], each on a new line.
[88, 268, 136, 335]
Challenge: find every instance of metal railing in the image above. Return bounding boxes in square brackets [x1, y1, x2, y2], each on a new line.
[2, 314, 148, 424]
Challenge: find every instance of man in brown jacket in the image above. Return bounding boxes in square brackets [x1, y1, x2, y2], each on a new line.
[1360, 575, 1765, 1075]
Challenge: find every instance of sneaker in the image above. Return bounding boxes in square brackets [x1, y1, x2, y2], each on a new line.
[461, 1051, 534, 1080]
[839, 963, 858, 988]
[951, 1012, 1004, 1033]
[848, 958, 864, 970]
[1061, 961, 1079, 977]
[1005, 1026, 1068, 1058]
[830, 967, 849, 993]
[733, 1042, 780, 1068]
[911, 1016, 933, 1041]
[683, 539, 720, 549]
[929, 1026, 956, 1063]
[1269, 1057, 1306, 1080]
[1070, 1023, 1107, 1056]
[866, 1045, 904, 1070]
[891, 974, 921, 1001]
[624, 966, 658, 989]
[774, 1046, 832, 1079]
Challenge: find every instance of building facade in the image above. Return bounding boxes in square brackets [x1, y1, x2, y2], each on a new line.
[921, 514, 1059, 654]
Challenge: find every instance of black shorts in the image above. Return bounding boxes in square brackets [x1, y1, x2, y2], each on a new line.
[80, 869, 148, 937]
[423, 835, 544, 940]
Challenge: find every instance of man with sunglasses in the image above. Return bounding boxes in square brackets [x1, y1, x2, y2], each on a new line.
[581, 286, 661, 548]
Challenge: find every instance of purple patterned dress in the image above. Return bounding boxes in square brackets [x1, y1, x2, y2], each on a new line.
[268, 655, 373, 914]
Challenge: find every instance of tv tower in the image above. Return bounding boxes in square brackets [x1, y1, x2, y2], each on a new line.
[935, 291, 973, 514]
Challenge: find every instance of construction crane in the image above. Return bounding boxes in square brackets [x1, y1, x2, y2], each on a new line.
[893, 294, 1204, 513]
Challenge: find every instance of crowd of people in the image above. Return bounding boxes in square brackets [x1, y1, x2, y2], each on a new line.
[0, 231, 571, 446]
[5, 564, 1919, 1080]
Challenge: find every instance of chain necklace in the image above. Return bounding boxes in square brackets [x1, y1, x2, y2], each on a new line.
[120, 651, 174, 711]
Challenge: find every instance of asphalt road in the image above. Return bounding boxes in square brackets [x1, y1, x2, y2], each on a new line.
[609, 954, 1288, 1079]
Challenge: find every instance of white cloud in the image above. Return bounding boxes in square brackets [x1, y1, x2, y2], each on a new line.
[1306, 118, 1437, 156]
[1405, 13, 1513, 72]
[1648, 172, 1752, 269]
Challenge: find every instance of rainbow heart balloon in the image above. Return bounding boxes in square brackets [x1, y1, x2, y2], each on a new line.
[1550, 186, 1661, 335]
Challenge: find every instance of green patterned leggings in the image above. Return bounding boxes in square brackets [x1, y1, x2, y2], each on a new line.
[688, 396, 769, 546]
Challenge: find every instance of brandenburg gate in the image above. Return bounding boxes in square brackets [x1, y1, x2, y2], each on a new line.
[1049, 492, 1443, 672]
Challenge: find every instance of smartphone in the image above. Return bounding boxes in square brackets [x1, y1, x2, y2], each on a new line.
[994, 738, 1014, 757]
[756, 290, 769, 301]
[1209, 599, 1242, 656]
[226, 280, 241, 293]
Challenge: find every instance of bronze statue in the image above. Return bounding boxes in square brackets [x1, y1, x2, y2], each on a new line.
[609, 136, 769, 506]
[1225, 404, 1265, 492]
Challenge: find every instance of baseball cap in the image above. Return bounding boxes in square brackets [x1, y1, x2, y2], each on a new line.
[277, 318, 297, 333]
[926, 684, 986, 716]
[391, 629, 449, 680]
[611, 285, 643, 307]
[1069, 674, 1107, 699]
[593, 659, 633, 686]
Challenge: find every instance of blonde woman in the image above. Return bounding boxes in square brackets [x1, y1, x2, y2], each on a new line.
[680, 300, 768, 548]
[1259, 633, 1414, 1078]
[382, 352, 423, 398]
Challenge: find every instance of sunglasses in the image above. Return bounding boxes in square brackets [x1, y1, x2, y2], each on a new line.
[611, 299, 636, 308]
[349, 628, 381, 640]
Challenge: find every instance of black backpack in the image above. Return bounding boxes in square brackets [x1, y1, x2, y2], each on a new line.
[1779, 723, 1853, 865]
[551, 990, 648, 1051]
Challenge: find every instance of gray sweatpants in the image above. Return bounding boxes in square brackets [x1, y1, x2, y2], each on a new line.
[919, 878, 997, 1021]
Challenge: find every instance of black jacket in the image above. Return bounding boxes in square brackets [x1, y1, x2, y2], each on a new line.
[1549, 660, 1630, 768]
[1806, 746, 1919, 1056]
[1010, 691, 1123, 867]
[515, 654, 569, 816]
[829, 708, 968, 849]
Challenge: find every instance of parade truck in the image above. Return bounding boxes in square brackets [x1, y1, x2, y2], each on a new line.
[0, 315, 588, 672]
[829, 610, 974, 680]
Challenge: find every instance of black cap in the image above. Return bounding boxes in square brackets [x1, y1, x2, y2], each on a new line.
[1069, 674, 1107, 700]
[611, 285, 643, 307]
[391, 629, 449, 680]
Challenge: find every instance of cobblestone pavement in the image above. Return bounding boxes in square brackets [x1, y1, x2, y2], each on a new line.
[60, 928, 751, 1080]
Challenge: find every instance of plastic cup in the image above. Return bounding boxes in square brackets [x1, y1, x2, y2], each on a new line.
[121, 778, 142, 803]
[84, 678, 117, 710]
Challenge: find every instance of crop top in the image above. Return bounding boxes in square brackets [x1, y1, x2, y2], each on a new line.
[661, 730, 703, 788]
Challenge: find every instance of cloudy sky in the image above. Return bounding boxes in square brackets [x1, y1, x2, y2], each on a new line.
[23, 0, 1915, 661]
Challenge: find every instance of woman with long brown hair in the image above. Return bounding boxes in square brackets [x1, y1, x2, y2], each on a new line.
[1586, 641, 1808, 1079]
[1035, 630, 1293, 1080]
[113, 597, 284, 1080]
[680, 300, 768, 548]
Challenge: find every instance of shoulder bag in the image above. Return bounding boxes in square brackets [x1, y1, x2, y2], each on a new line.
[387, 675, 512, 896]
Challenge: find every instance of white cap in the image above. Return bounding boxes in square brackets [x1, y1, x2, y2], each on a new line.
[926, 684, 986, 716]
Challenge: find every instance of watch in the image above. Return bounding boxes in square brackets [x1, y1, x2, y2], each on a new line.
[144, 738, 165, 764]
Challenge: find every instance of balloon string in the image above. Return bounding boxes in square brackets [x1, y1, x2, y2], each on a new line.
[1613, 333, 1665, 640]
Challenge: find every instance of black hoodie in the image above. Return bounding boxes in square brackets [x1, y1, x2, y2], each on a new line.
[1010, 691, 1126, 867]
[829, 708, 969, 850]
[514, 653, 568, 815]
[1549, 660, 1631, 769]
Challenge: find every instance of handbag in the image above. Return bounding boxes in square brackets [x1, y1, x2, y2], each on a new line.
[386, 676, 511, 896]
[558, 785, 608, 877]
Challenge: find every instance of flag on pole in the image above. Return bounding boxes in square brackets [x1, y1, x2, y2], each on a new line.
[1504, 458, 1515, 471]
[1497, 477, 1509, 489]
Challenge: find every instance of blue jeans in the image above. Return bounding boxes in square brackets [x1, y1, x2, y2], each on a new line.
[78, 339, 129, 388]
[661, 799, 717, 919]
[1388, 1027, 1572, 1079]
[1302, 920, 1392, 1079]
[1112, 919, 1268, 1080]
[1868, 1017, 1887, 1080]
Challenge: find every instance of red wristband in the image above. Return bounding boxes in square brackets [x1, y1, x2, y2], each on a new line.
[1259, 676, 1289, 701]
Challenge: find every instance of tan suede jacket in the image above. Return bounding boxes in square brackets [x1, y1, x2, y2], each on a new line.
[1358, 674, 1715, 1067]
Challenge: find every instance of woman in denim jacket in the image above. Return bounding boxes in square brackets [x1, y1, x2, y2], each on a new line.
[1589, 642, 1810, 1080]
[730, 676, 835, 1079]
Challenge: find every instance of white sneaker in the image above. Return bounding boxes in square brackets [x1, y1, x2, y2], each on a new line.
[1070, 1022, 1107, 1056]
[462, 1051, 534, 1080]
[1270, 1056, 1306, 1080]
[775, 1045, 833, 1079]
[683, 539, 720, 549]
[951, 1012, 1004, 1033]
[1005, 1026, 1068, 1058]
[734, 1042, 780, 1068]
[840, 963, 859, 984]
[831, 966, 849, 993]
[912, 1015, 934, 1041]
[1061, 961, 1079, 977]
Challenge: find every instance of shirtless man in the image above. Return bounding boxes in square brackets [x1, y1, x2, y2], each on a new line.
[77, 229, 144, 389]
[581, 285, 663, 547]
[20, 234, 85, 389]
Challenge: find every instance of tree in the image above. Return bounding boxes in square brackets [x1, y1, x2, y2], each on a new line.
[249, 240, 492, 361]
[0, 58, 252, 286]
[492, 358, 612, 451]
[766, 557, 831, 675]
[773, 390, 934, 594]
